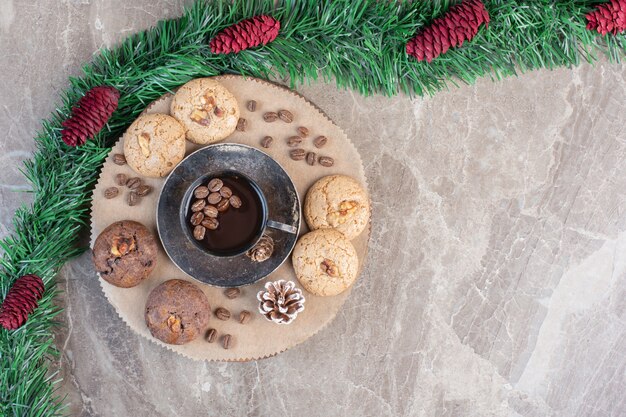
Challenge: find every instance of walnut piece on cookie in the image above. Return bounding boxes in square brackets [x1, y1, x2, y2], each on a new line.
[170, 78, 240, 144]
[292, 229, 359, 297]
[304, 175, 370, 240]
[123, 113, 186, 177]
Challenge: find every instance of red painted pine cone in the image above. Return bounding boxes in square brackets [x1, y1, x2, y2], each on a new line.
[406, 0, 490, 62]
[209, 15, 280, 54]
[586, 0, 626, 35]
[0, 274, 45, 330]
[61, 86, 119, 147]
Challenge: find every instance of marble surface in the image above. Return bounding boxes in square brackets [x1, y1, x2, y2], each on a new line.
[1, 1, 625, 416]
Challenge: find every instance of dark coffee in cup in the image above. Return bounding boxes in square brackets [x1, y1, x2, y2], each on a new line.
[185, 172, 266, 256]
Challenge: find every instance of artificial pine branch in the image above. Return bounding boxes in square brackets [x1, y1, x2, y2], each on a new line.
[1, 1, 625, 415]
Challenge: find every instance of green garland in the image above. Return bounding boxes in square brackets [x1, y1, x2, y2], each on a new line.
[0, 0, 624, 415]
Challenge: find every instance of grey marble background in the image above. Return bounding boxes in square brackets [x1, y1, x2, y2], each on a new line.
[1, 1, 625, 416]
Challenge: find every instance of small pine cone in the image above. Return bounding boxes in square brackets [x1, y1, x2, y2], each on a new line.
[61, 86, 120, 147]
[406, 0, 489, 62]
[209, 15, 280, 54]
[0, 274, 45, 330]
[246, 234, 274, 262]
[257, 280, 305, 325]
[586, 0, 626, 35]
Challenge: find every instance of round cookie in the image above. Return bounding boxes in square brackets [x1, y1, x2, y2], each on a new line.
[92, 220, 158, 288]
[304, 175, 370, 240]
[170, 78, 240, 144]
[144, 279, 210, 345]
[292, 229, 359, 297]
[123, 113, 185, 177]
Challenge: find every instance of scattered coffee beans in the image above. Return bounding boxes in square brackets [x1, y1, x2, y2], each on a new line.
[290, 148, 306, 161]
[217, 198, 230, 212]
[191, 199, 206, 212]
[306, 151, 316, 166]
[203, 205, 218, 218]
[222, 334, 233, 349]
[207, 192, 221, 205]
[208, 178, 223, 192]
[297, 126, 309, 137]
[115, 173, 128, 186]
[215, 307, 231, 321]
[278, 109, 293, 123]
[314, 135, 328, 148]
[229, 195, 242, 208]
[263, 112, 278, 122]
[136, 185, 152, 197]
[104, 187, 119, 199]
[287, 136, 302, 147]
[219, 186, 232, 199]
[126, 177, 141, 190]
[224, 288, 240, 299]
[190, 211, 204, 226]
[205, 328, 217, 343]
[236, 118, 247, 132]
[261, 136, 273, 148]
[201, 217, 219, 230]
[246, 100, 257, 112]
[112, 154, 127, 165]
[319, 156, 335, 167]
[239, 310, 251, 324]
[127, 191, 140, 206]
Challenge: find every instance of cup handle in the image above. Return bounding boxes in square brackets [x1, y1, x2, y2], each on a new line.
[266, 220, 298, 234]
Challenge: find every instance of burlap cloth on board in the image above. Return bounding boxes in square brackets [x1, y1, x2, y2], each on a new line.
[90, 76, 370, 361]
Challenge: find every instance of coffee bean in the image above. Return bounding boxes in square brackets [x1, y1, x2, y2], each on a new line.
[201, 217, 219, 230]
[215, 307, 231, 321]
[246, 100, 257, 112]
[313, 135, 328, 148]
[193, 225, 206, 240]
[190, 211, 204, 226]
[115, 173, 127, 186]
[224, 288, 240, 299]
[127, 191, 140, 206]
[136, 185, 152, 197]
[236, 118, 247, 132]
[319, 156, 334, 167]
[239, 310, 251, 324]
[126, 177, 141, 190]
[263, 112, 278, 122]
[289, 148, 306, 161]
[217, 198, 230, 212]
[222, 334, 233, 349]
[112, 153, 127, 165]
[261, 136, 273, 148]
[306, 151, 316, 166]
[297, 126, 309, 137]
[205, 328, 217, 343]
[207, 193, 221, 205]
[278, 109, 293, 123]
[191, 199, 206, 212]
[203, 205, 218, 218]
[229, 195, 242, 208]
[208, 178, 223, 192]
[194, 185, 209, 199]
[219, 186, 232, 199]
[287, 136, 302, 147]
[104, 187, 119, 199]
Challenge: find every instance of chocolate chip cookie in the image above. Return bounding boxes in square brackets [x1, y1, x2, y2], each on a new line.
[170, 78, 240, 144]
[292, 229, 359, 296]
[144, 279, 210, 345]
[304, 175, 370, 240]
[92, 220, 158, 288]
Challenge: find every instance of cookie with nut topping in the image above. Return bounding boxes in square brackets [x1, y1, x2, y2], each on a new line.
[144, 279, 210, 345]
[292, 229, 358, 297]
[123, 113, 185, 177]
[92, 220, 158, 288]
[170, 78, 240, 144]
[304, 175, 370, 239]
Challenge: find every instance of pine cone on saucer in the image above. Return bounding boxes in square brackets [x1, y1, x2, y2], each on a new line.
[257, 280, 305, 325]
[246, 234, 274, 262]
